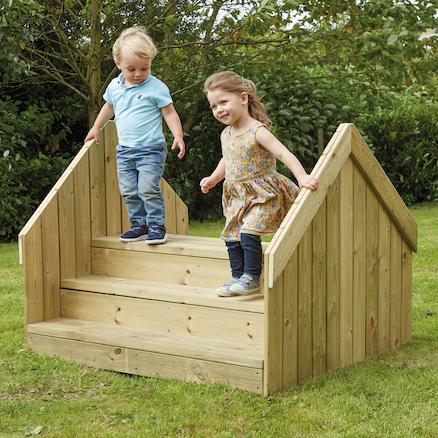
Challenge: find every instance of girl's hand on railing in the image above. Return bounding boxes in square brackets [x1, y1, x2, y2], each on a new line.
[297, 174, 319, 191]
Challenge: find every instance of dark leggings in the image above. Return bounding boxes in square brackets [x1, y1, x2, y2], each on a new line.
[225, 233, 262, 278]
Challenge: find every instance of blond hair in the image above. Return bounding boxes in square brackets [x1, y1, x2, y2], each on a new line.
[113, 26, 157, 63]
[203, 71, 272, 128]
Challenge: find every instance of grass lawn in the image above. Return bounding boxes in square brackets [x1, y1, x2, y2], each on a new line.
[0, 203, 437, 437]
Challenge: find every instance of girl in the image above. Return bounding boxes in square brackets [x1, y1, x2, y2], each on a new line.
[200, 71, 319, 297]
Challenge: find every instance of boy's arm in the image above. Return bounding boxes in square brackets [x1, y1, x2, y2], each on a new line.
[161, 103, 185, 159]
[256, 127, 319, 191]
[84, 103, 115, 144]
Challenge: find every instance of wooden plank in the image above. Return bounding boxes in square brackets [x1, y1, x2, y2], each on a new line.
[19, 142, 92, 240]
[339, 159, 354, 367]
[161, 179, 177, 234]
[23, 218, 44, 327]
[121, 201, 131, 232]
[89, 137, 106, 238]
[326, 175, 340, 371]
[282, 251, 298, 388]
[390, 224, 402, 348]
[176, 198, 189, 235]
[297, 226, 312, 383]
[366, 187, 379, 357]
[265, 124, 341, 253]
[92, 247, 230, 288]
[60, 290, 264, 345]
[378, 205, 391, 353]
[312, 200, 327, 378]
[58, 172, 76, 278]
[266, 123, 352, 287]
[74, 151, 91, 276]
[61, 275, 264, 313]
[263, 270, 283, 395]
[353, 166, 366, 363]
[41, 195, 60, 320]
[28, 334, 263, 393]
[27, 318, 263, 368]
[401, 241, 412, 344]
[351, 125, 417, 251]
[104, 122, 121, 235]
[92, 234, 229, 260]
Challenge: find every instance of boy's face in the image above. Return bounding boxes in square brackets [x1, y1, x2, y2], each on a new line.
[116, 48, 151, 86]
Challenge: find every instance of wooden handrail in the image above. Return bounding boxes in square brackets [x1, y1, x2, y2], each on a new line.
[264, 124, 352, 288]
[264, 122, 418, 288]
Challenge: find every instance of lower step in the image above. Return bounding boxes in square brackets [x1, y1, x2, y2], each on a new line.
[27, 318, 264, 393]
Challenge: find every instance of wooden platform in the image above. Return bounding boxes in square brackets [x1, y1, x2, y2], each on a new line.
[27, 234, 266, 393]
[28, 318, 263, 392]
[19, 122, 416, 395]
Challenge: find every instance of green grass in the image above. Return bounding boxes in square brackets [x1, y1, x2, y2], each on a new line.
[1, 204, 437, 437]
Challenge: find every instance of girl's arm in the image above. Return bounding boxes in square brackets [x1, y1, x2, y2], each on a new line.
[84, 103, 115, 144]
[161, 103, 185, 159]
[200, 157, 226, 193]
[256, 127, 319, 191]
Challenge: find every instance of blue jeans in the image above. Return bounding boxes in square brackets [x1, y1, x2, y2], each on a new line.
[226, 233, 262, 278]
[116, 143, 167, 228]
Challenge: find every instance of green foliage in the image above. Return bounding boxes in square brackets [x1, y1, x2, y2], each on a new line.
[0, 95, 80, 242]
[360, 104, 438, 205]
[0, 0, 436, 224]
[0, 153, 68, 242]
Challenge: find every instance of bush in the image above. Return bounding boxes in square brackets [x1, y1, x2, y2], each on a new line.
[360, 104, 438, 205]
[0, 154, 69, 242]
[0, 88, 86, 242]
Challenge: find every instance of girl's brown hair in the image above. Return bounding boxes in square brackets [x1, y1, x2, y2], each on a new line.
[203, 71, 272, 128]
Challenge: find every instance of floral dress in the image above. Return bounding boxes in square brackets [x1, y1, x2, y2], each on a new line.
[221, 123, 300, 241]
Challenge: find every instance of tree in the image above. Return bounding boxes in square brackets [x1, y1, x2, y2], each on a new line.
[2, 0, 436, 126]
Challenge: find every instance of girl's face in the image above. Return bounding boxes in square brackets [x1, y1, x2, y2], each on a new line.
[207, 88, 248, 126]
[116, 48, 151, 86]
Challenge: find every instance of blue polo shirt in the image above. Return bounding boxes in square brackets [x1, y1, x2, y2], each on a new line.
[103, 73, 172, 147]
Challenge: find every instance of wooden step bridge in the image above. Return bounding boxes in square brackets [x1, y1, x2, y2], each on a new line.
[19, 122, 417, 395]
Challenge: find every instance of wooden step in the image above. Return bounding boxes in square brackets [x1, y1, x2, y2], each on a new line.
[91, 235, 268, 288]
[27, 318, 264, 392]
[93, 234, 230, 259]
[61, 275, 265, 313]
[60, 276, 264, 346]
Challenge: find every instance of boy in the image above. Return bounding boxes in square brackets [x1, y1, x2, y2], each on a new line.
[85, 26, 185, 244]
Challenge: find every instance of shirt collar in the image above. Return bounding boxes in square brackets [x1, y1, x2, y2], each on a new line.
[117, 72, 153, 88]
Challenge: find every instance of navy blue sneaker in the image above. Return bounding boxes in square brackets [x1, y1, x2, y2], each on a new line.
[120, 225, 148, 242]
[146, 223, 167, 245]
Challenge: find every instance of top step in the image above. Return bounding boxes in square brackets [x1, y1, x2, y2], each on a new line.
[92, 234, 229, 259]
[92, 234, 269, 259]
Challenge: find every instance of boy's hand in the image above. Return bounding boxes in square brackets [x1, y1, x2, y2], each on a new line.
[200, 176, 216, 194]
[297, 174, 319, 191]
[84, 126, 101, 144]
[171, 136, 185, 159]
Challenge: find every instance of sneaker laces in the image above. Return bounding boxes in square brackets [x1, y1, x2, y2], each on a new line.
[239, 273, 256, 286]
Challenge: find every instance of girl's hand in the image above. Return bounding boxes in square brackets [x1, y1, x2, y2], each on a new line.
[298, 174, 319, 191]
[171, 136, 186, 159]
[84, 126, 100, 144]
[200, 176, 216, 194]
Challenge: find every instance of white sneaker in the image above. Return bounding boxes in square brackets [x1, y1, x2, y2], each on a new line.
[216, 278, 240, 297]
[228, 273, 260, 295]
